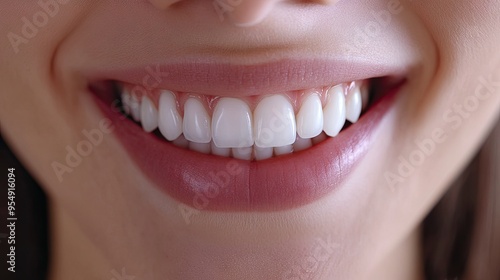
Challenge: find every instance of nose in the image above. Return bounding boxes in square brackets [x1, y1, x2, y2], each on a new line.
[148, 0, 339, 27]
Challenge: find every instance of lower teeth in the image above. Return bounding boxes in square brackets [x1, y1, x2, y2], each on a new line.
[163, 133, 329, 161]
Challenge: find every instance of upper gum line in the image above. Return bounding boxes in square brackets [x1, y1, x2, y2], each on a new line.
[120, 80, 367, 114]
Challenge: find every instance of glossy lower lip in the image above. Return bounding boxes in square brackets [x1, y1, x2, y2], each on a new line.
[86, 58, 404, 96]
[92, 82, 401, 212]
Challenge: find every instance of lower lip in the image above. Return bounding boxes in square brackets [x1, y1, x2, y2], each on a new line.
[93, 85, 400, 212]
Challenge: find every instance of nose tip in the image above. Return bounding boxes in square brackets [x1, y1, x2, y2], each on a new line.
[221, 0, 279, 27]
[148, 0, 339, 27]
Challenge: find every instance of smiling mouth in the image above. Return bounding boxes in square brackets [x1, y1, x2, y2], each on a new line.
[89, 59, 405, 212]
[114, 80, 370, 160]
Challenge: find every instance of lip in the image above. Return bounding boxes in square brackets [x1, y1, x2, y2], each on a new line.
[91, 61, 403, 211]
[86, 58, 405, 97]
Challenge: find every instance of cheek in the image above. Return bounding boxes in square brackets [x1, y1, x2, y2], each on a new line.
[0, 2, 96, 60]
[410, 0, 500, 39]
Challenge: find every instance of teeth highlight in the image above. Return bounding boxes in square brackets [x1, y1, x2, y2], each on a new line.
[323, 85, 346, 137]
[158, 91, 183, 141]
[212, 98, 254, 148]
[345, 85, 362, 123]
[130, 93, 141, 122]
[254, 95, 296, 148]
[141, 96, 158, 133]
[119, 80, 370, 160]
[296, 93, 324, 139]
[122, 90, 131, 115]
[183, 98, 211, 143]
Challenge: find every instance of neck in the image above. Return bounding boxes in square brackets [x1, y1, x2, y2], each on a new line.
[48, 204, 111, 280]
[48, 203, 425, 280]
[368, 227, 424, 280]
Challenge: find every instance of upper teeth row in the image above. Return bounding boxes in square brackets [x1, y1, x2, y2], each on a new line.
[120, 82, 368, 155]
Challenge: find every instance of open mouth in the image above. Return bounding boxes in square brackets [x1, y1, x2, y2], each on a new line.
[116, 80, 370, 160]
[89, 60, 405, 212]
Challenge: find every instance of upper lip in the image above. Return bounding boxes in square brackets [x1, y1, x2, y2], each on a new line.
[86, 58, 407, 97]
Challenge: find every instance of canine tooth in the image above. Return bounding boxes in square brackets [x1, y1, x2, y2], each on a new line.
[232, 147, 253, 160]
[212, 98, 253, 148]
[293, 136, 312, 152]
[323, 85, 346, 137]
[189, 142, 211, 154]
[130, 94, 141, 122]
[122, 90, 131, 115]
[158, 91, 183, 141]
[172, 134, 189, 148]
[296, 93, 323, 139]
[254, 95, 296, 148]
[346, 85, 362, 123]
[274, 145, 293, 156]
[183, 98, 211, 143]
[254, 146, 273, 161]
[211, 141, 231, 157]
[141, 96, 158, 132]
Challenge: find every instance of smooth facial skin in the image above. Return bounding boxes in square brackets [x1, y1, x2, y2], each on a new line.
[1, 1, 499, 279]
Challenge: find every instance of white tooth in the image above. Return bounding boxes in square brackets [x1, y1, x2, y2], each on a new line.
[346, 85, 362, 123]
[360, 82, 369, 112]
[274, 145, 293, 156]
[254, 95, 296, 148]
[140, 96, 158, 132]
[189, 142, 211, 154]
[172, 134, 189, 148]
[130, 94, 141, 122]
[293, 136, 312, 152]
[158, 91, 183, 141]
[212, 98, 253, 148]
[232, 147, 253, 160]
[312, 132, 327, 145]
[122, 90, 131, 115]
[183, 98, 211, 143]
[323, 86, 346, 137]
[211, 141, 231, 157]
[296, 93, 323, 139]
[254, 146, 273, 161]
